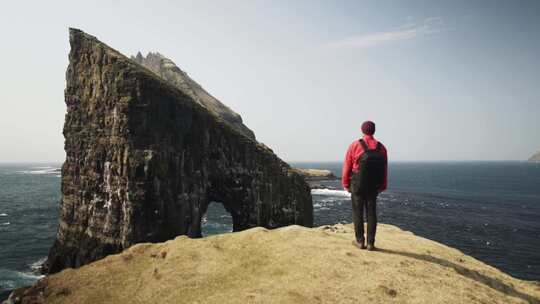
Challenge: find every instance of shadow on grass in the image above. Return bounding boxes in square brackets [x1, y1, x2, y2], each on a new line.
[378, 248, 540, 304]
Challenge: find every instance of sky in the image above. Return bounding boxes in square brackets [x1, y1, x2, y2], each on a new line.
[0, 0, 539, 162]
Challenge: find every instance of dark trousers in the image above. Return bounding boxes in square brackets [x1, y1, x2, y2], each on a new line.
[351, 190, 378, 246]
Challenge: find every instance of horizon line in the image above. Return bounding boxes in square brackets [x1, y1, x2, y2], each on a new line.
[0, 160, 533, 164]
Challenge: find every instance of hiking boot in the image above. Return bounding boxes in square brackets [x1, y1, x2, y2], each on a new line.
[352, 240, 366, 249]
[366, 244, 376, 251]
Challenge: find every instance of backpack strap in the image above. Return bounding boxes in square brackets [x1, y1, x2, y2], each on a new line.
[359, 139, 369, 151]
[360, 139, 383, 152]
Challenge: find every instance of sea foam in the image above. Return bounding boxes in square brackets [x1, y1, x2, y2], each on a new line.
[311, 188, 351, 198]
[15, 271, 44, 280]
[17, 168, 60, 175]
[29, 257, 47, 273]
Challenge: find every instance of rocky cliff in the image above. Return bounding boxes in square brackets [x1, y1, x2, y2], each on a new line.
[293, 168, 338, 181]
[8, 224, 540, 304]
[529, 151, 540, 162]
[43, 29, 312, 274]
[131, 52, 255, 139]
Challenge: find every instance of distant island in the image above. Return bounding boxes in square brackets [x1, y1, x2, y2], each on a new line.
[529, 151, 540, 162]
[293, 168, 338, 181]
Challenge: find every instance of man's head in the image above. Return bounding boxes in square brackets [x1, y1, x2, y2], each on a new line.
[361, 121, 376, 135]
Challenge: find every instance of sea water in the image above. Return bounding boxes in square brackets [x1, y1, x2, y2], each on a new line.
[1, 161, 539, 300]
[0, 164, 60, 300]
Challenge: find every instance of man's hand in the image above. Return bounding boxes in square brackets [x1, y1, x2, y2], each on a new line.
[345, 187, 350, 193]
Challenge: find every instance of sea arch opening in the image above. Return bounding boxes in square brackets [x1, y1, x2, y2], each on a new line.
[201, 201, 234, 237]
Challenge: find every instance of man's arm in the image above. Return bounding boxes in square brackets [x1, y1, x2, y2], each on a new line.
[342, 144, 353, 192]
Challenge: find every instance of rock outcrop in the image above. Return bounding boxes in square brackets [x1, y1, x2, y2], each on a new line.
[131, 52, 255, 140]
[529, 151, 540, 162]
[293, 168, 338, 181]
[11, 224, 540, 304]
[43, 29, 312, 274]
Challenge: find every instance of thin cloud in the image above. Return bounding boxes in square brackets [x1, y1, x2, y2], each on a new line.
[327, 17, 444, 49]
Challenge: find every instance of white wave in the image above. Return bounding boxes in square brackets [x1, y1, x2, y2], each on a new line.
[314, 201, 333, 208]
[313, 198, 345, 210]
[1, 222, 10, 226]
[16, 271, 44, 280]
[17, 167, 61, 175]
[0, 269, 44, 288]
[311, 188, 351, 198]
[319, 197, 344, 203]
[0, 279, 16, 289]
[29, 257, 47, 273]
[0, 213, 7, 217]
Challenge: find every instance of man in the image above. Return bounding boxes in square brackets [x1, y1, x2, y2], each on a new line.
[342, 121, 388, 251]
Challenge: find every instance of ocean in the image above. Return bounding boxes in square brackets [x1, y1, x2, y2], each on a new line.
[1, 161, 539, 300]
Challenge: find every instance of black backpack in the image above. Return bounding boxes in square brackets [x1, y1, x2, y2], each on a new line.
[356, 139, 386, 193]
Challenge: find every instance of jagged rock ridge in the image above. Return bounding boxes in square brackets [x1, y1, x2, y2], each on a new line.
[131, 52, 255, 139]
[529, 150, 540, 162]
[44, 28, 312, 274]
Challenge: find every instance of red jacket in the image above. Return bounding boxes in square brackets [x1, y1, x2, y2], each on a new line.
[342, 135, 388, 192]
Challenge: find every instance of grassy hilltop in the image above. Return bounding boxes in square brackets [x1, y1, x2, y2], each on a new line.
[7, 224, 540, 304]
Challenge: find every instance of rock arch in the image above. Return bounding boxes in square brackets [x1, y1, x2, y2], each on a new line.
[44, 29, 313, 274]
[200, 201, 233, 237]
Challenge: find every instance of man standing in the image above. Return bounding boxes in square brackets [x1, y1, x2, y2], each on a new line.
[342, 121, 388, 251]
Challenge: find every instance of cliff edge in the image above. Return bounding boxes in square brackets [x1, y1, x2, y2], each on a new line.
[7, 224, 539, 304]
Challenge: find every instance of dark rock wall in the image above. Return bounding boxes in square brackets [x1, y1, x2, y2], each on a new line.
[45, 29, 312, 274]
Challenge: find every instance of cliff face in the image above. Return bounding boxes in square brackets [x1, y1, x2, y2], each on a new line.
[529, 151, 540, 162]
[131, 52, 255, 139]
[10, 224, 540, 304]
[44, 29, 312, 274]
